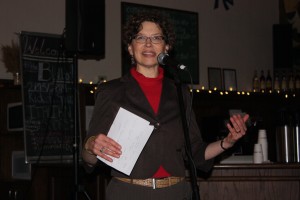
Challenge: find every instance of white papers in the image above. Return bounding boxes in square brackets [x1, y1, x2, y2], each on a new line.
[97, 107, 154, 175]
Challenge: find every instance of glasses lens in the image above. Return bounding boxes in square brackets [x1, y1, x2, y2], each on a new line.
[133, 35, 164, 44]
[151, 36, 164, 44]
[134, 35, 146, 43]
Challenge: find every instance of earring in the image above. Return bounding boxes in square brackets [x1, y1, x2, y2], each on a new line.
[131, 55, 136, 65]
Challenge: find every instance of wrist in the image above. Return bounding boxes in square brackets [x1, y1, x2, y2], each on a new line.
[220, 138, 234, 150]
[84, 136, 96, 155]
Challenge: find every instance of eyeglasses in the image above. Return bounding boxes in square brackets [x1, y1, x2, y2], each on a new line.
[133, 35, 165, 44]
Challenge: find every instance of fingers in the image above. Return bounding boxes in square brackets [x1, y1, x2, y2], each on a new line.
[243, 114, 250, 123]
[229, 114, 248, 133]
[90, 134, 122, 162]
[226, 114, 249, 142]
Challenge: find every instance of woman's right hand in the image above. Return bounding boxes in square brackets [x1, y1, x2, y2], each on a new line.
[85, 134, 122, 162]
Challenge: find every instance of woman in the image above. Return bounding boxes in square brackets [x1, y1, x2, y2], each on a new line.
[82, 11, 249, 200]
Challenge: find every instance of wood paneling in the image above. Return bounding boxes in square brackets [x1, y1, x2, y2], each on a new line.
[198, 164, 300, 200]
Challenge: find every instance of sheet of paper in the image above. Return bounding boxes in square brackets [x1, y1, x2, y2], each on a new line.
[97, 107, 154, 175]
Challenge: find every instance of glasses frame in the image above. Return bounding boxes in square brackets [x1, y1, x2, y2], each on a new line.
[132, 35, 165, 44]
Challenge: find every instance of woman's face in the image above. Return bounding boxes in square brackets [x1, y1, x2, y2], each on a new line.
[128, 21, 169, 71]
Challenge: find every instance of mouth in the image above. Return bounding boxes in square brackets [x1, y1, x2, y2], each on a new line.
[142, 51, 156, 57]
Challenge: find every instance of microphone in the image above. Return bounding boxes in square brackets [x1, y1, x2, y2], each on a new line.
[157, 53, 187, 71]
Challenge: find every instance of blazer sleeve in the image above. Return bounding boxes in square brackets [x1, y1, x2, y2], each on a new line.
[182, 85, 214, 172]
[82, 80, 122, 172]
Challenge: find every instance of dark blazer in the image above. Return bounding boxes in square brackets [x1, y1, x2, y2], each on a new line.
[85, 72, 213, 178]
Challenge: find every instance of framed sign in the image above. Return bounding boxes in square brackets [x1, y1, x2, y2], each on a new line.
[223, 69, 237, 91]
[208, 67, 222, 90]
[20, 31, 75, 163]
[121, 2, 199, 84]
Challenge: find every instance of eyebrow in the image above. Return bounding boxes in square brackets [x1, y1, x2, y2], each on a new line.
[135, 34, 163, 36]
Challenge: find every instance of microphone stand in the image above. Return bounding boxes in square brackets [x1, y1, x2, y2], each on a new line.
[172, 70, 201, 200]
[72, 54, 91, 200]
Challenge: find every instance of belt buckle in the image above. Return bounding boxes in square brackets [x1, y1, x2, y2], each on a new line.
[152, 178, 156, 189]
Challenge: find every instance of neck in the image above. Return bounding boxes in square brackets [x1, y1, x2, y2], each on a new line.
[136, 65, 159, 78]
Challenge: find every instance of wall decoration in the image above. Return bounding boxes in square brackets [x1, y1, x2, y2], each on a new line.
[208, 67, 223, 90]
[214, 0, 234, 10]
[223, 68, 237, 91]
[278, 0, 300, 69]
[0, 40, 20, 74]
[20, 31, 75, 163]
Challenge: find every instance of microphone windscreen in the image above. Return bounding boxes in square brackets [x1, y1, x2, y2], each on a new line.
[157, 53, 168, 65]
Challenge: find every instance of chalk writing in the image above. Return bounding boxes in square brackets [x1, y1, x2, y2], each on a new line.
[20, 31, 75, 163]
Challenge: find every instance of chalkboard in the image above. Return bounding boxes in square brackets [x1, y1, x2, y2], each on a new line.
[121, 2, 199, 84]
[20, 31, 75, 163]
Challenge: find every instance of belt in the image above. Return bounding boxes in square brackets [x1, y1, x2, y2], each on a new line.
[115, 176, 185, 189]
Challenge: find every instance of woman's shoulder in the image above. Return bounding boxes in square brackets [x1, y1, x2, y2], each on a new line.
[95, 74, 132, 95]
[95, 78, 122, 95]
[98, 78, 122, 88]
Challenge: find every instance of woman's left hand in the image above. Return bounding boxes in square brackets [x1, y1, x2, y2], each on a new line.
[225, 114, 249, 145]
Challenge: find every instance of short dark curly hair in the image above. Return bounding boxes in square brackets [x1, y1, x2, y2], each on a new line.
[122, 11, 176, 51]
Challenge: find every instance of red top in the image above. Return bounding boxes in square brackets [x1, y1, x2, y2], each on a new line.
[130, 67, 171, 178]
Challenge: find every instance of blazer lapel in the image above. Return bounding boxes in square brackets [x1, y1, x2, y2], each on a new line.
[121, 74, 156, 119]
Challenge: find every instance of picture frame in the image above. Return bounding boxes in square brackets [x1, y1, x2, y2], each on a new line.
[121, 2, 199, 84]
[208, 67, 222, 90]
[223, 69, 237, 91]
[12, 151, 31, 180]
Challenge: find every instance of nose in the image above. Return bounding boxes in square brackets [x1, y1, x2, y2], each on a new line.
[145, 37, 152, 45]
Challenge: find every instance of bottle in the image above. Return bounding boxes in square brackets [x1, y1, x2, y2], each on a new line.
[274, 73, 280, 92]
[259, 70, 266, 92]
[281, 73, 287, 92]
[295, 73, 300, 92]
[294, 111, 300, 163]
[266, 70, 272, 92]
[252, 70, 259, 92]
[288, 73, 295, 92]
